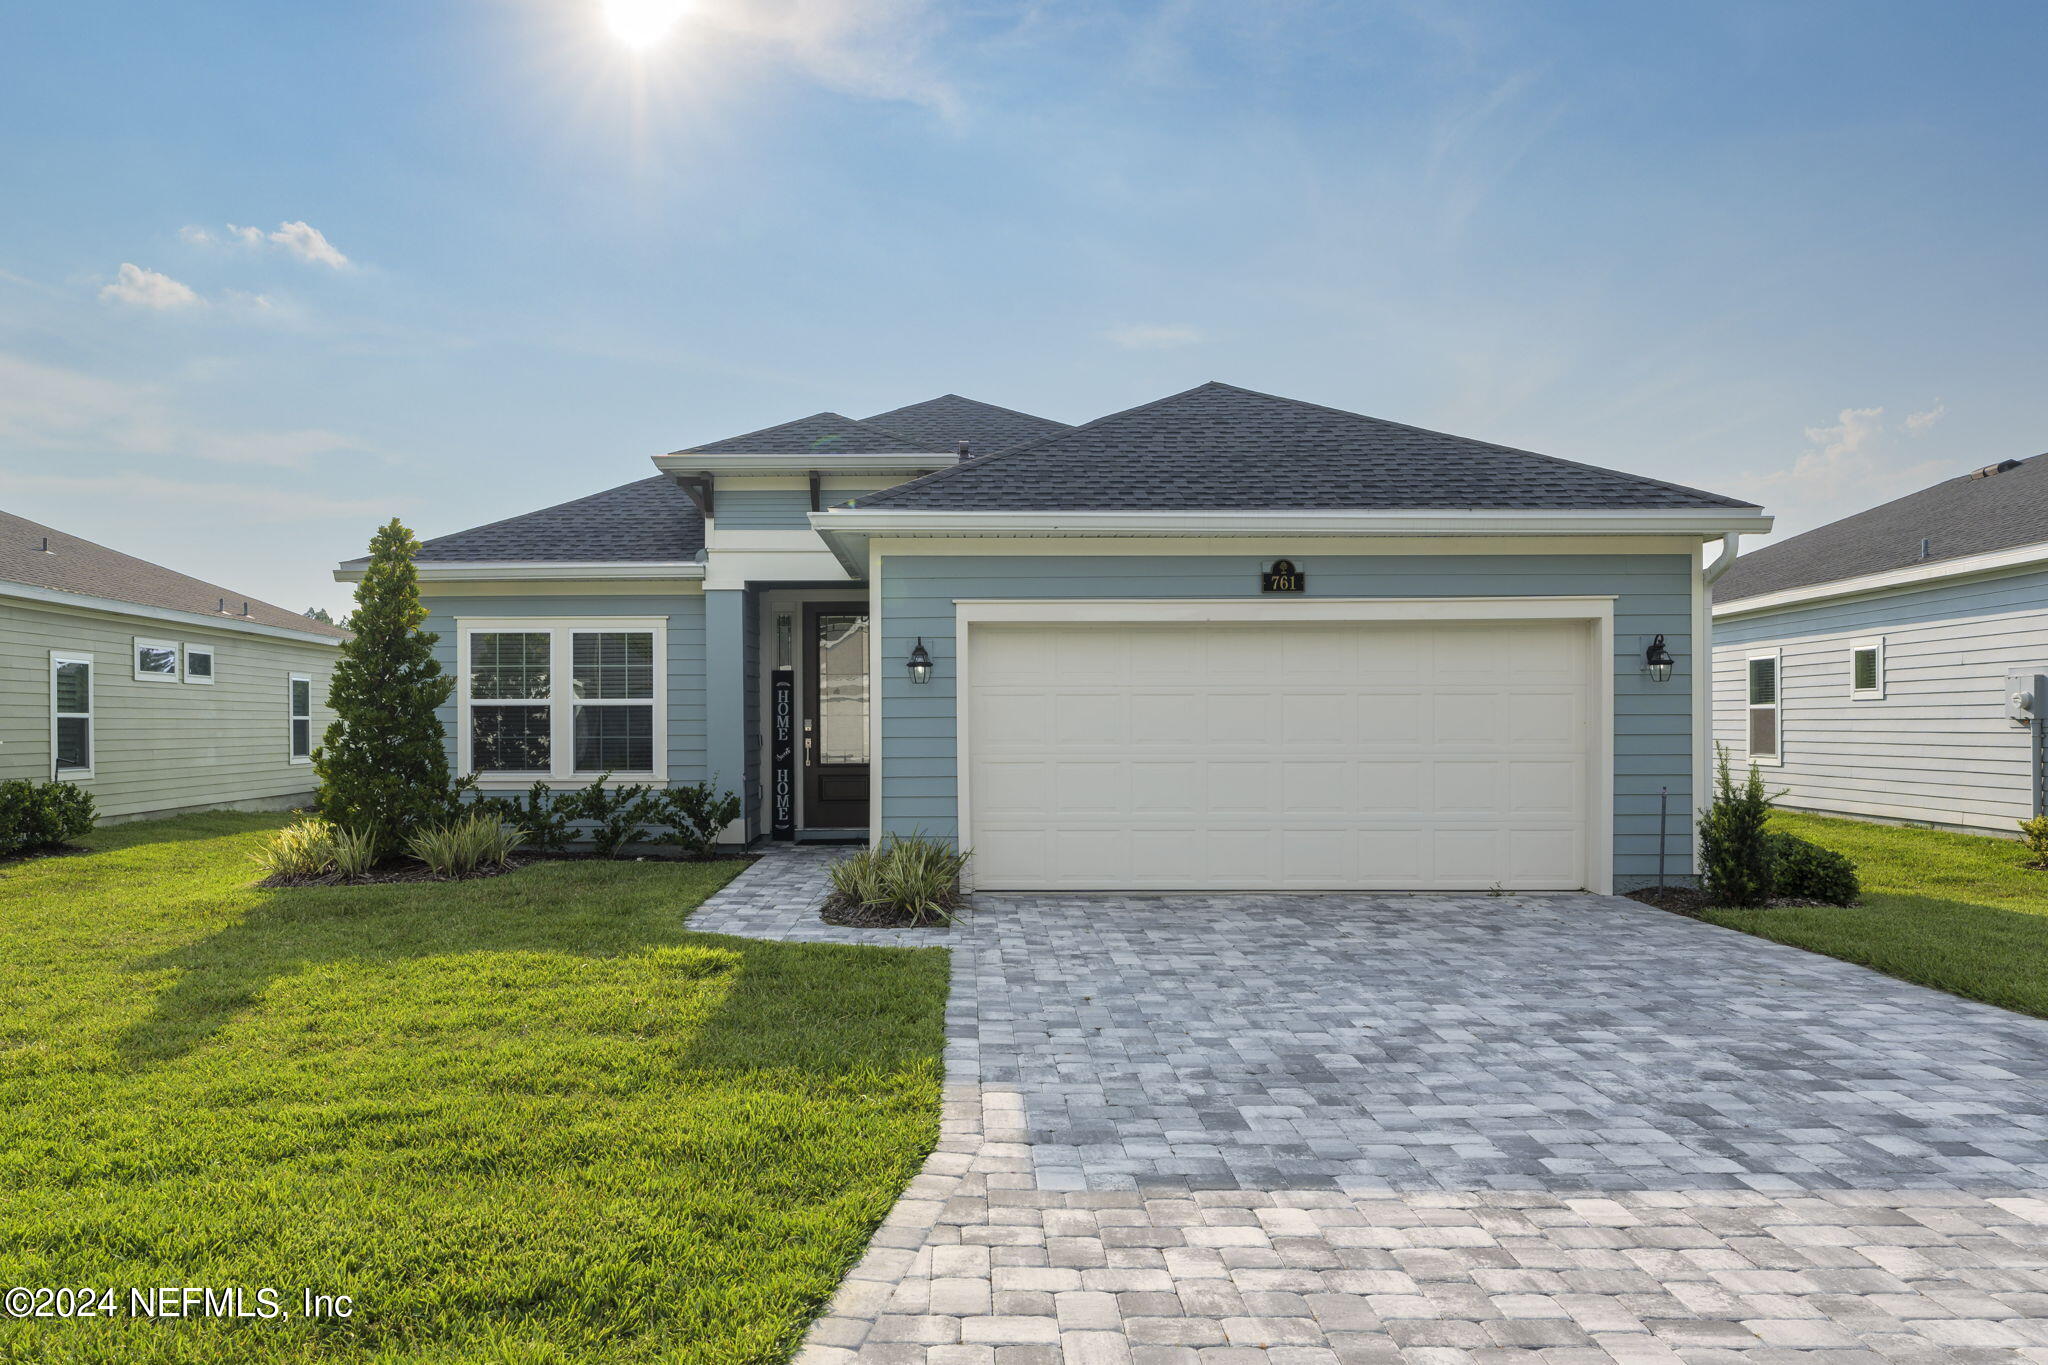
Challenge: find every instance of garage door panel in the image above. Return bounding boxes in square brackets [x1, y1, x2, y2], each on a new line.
[1205, 692, 1272, 745]
[966, 619, 1595, 892]
[1358, 693, 1426, 744]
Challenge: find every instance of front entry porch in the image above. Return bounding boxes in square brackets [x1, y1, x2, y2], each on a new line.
[734, 586, 872, 844]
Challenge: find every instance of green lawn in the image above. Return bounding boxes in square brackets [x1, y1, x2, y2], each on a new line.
[0, 813, 948, 1365]
[1706, 810, 2048, 1020]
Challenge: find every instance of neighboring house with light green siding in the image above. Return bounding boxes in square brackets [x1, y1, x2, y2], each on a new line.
[0, 509, 346, 823]
[341, 385, 1770, 893]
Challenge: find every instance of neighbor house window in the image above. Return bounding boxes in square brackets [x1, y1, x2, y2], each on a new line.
[133, 637, 180, 681]
[458, 619, 666, 781]
[1850, 638, 1885, 700]
[1746, 651, 1781, 764]
[185, 644, 215, 684]
[290, 674, 314, 762]
[51, 652, 93, 779]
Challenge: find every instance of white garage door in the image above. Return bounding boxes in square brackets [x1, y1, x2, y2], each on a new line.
[964, 618, 1596, 892]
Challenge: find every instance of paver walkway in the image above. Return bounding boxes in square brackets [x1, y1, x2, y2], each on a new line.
[689, 853, 2048, 1364]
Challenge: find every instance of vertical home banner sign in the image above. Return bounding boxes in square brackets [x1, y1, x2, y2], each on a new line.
[770, 668, 796, 839]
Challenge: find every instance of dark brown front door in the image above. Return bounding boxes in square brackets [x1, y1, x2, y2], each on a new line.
[803, 605, 870, 829]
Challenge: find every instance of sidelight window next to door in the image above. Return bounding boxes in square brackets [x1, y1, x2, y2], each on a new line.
[804, 609, 870, 828]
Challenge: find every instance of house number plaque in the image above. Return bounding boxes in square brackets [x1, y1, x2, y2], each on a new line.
[770, 667, 796, 839]
[1261, 559, 1306, 593]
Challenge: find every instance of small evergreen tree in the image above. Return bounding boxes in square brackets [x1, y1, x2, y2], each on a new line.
[315, 519, 455, 859]
[1698, 744, 1774, 908]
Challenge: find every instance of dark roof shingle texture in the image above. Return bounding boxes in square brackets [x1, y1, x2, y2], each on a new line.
[0, 508, 347, 637]
[677, 412, 946, 456]
[404, 476, 705, 564]
[862, 394, 1071, 455]
[1715, 454, 2048, 602]
[852, 382, 1758, 513]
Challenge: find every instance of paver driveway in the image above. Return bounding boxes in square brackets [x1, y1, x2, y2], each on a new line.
[959, 890, 2048, 1194]
[693, 855, 2048, 1363]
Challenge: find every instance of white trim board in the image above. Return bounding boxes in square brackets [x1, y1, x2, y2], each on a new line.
[1713, 540, 2048, 618]
[336, 560, 706, 584]
[0, 579, 344, 646]
[950, 596, 1617, 896]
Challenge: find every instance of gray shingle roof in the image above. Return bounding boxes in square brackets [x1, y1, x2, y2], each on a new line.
[402, 476, 705, 564]
[851, 382, 1759, 513]
[0, 507, 348, 637]
[676, 412, 946, 456]
[1715, 454, 2048, 603]
[862, 394, 1071, 455]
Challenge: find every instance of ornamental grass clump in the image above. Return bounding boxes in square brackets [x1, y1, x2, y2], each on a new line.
[407, 813, 526, 879]
[253, 818, 339, 879]
[827, 834, 969, 927]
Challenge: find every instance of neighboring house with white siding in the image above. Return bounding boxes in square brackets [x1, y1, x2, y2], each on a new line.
[0, 509, 348, 823]
[1712, 454, 2048, 835]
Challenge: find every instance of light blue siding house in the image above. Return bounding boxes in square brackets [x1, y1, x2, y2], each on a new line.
[340, 384, 1767, 893]
[1713, 454, 2048, 835]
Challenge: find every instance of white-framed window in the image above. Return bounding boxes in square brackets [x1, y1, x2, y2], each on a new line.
[184, 643, 216, 684]
[1746, 650, 1782, 765]
[133, 637, 180, 682]
[1850, 637, 1885, 700]
[51, 651, 93, 780]
[456, 617, 667, 782]
[290, 674, 314, 762]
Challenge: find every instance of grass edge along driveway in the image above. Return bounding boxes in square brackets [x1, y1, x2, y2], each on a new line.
[0, 812, 948, 1365]
[1707, 810, 2048, 1022]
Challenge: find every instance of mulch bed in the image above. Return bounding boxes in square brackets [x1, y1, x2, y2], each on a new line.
[1625, 886, 1849, 918]
[260, 850, 757, 889]
[819, 891, 960, 930]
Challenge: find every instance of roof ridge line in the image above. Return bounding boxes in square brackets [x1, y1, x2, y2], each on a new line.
[844, 381, 1223, 506]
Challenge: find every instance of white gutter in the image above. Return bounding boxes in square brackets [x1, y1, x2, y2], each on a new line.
[333, 560, 707, 584]
[0, 580, 345, 646]
[811, 507, 1774, 538]
[1714, 538, 2048, 618]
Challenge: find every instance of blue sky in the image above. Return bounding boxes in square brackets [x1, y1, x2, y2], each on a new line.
[3, 0, 2043, 615]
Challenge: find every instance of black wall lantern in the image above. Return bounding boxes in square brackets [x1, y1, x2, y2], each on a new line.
[907, 637, 933, 685]
[1644, 634, 1674, 683]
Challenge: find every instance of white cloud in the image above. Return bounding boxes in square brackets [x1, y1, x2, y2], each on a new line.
[0, 352, 370, 471]
[693, 0, 960, 116]
[1104, 323, 1205, 350]
[188, 220, 352, 267]
[98, 263, 200, 310]
[264, 221, 349, 268]
[1905, 401, 1946, 434]
[1730, 406, 1954, 540]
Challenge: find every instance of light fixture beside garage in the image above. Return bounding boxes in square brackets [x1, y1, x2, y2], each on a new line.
[907, 638, 933, 685]
[1644, 634, 1675, 683]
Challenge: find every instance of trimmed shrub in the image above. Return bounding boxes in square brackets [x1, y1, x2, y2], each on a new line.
[478, 782, 576, 854]
[408, 813, 526, 878]
[828, 834, 969, 926]
[563, 775, 656, 859]
[2020, 815, 2048, 869]
[0, 779, 97, 858]
[651, 782, 742, 859]
[1764, 831, 1859, 905]
[1698, 744, 1774, 909]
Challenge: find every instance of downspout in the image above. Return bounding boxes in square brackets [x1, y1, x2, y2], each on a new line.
[1702, 533, 1742, 586]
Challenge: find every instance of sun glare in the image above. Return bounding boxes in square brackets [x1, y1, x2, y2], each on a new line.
[601, 0, 688, 49]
